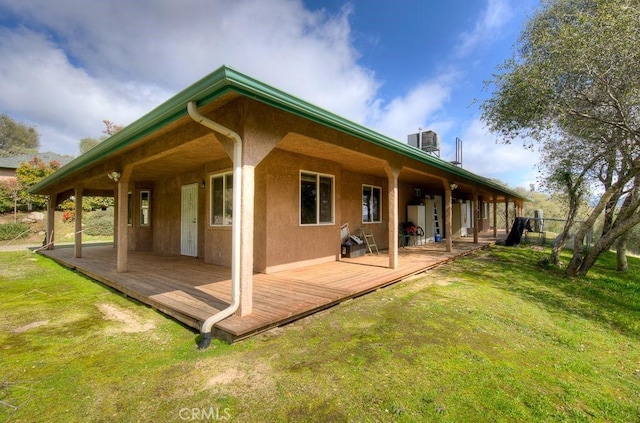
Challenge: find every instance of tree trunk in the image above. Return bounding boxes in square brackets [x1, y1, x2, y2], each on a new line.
[551, 205, 577, 266]
[566, 174, 636, 277]
[616, 231, 630, 272]
[571, 210, 640, 276]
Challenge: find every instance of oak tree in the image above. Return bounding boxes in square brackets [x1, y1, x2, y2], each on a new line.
[482, 0, 640, 276]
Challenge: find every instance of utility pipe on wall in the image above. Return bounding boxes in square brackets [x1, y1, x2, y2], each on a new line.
[187, 101, 242, 349]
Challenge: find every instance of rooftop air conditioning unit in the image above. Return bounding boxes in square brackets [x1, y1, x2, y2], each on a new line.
[421, 130, 439, 153]
[407, 133, 420, 149]
[407, 130, 441, 157]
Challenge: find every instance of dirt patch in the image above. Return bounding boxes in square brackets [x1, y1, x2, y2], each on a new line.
[11, 320, 49, 333]
[400, 273, 457, 290]
[96, 303, 156, 333]
[207, 368, 246, 385]
[199, 357, 274, 399]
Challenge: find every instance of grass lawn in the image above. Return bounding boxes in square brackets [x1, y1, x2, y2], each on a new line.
[1, 245, 639, 422]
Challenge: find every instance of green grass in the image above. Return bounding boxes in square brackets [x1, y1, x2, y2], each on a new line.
[1, 246, 640, 422]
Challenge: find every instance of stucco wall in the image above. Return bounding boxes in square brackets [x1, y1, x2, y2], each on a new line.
[203, 159, 234, 267]
[152, 170, 205, 256]
[261, 149, 342, 272]
[125, 182, 154, 252]
[339, 169, 388, 251]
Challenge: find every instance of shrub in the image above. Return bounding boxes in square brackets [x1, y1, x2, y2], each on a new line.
[0, 223, 31, 241]
[84, 208, 114, 236]
[62, 211, 75, 222]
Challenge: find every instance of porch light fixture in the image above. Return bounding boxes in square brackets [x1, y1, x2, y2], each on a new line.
[449, 183, 458, 191]
[201, 180, 206, 189]
[107, 171, 121, 182]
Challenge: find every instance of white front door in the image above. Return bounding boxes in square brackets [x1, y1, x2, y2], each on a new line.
[181, 183, 198, 257]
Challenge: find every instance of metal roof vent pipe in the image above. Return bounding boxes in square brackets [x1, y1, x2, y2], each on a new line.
[187, 100, 242, 349]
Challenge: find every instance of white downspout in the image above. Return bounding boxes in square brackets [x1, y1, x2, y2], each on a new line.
[187, 101, 242, 348]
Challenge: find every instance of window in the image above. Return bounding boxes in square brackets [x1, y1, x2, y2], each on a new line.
[482, 202, 488, 219]
[300, 171, 334, 225]
[140, 190, 150, 226]
[362, 185, 382, 223]
[210, 172, 233, 226]
[127, 192, 132, 226]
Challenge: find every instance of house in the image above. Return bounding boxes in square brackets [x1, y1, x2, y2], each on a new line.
[30, 66, 527, 346]
[0, 152, 73, 182]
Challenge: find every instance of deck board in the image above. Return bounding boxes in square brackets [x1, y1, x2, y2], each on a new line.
[39, 233, 502, 341]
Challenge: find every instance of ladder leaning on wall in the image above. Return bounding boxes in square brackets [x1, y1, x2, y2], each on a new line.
[356, 227, 379, 255]
[434, 203, 441, 239]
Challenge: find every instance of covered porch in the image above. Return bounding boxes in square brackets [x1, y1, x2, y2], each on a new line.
[39, 231, 503, 342]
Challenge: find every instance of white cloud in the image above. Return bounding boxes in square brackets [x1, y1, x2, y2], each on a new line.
[0, 0, 380, 154]
[367, 77, 452, 142]
[0, 26, 159, 153]
[455, 0, 513, 57]
[0, 0, 536, 189]
[457, 118, 539, 188]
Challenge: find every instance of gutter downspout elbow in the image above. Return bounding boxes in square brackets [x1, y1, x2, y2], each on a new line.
[187, 101, 242, 349]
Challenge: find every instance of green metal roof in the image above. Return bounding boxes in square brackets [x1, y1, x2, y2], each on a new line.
[30, 65, 527, 200]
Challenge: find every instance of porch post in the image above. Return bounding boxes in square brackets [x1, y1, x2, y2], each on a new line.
[472, 189, 479, 244]
[74, 185, 83, 258]
[239, 164, 255, 316]
[505, 197, 510, 233]
[46, 195, 55, 250]
[116, 178, 129, 273]
[113, 190, 118, 249]
[492, 194, 498, 238]
[444, 182, 453, 252]
[384, 164, 400, 269]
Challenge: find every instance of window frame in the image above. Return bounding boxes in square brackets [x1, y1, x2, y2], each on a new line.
[210, 171, 234, 227]
[362, 184, 382, 223]
[139, 190, 150, 227]
[299, 170, 335, 226]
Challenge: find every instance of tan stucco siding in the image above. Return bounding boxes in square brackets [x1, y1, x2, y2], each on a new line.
[132, 182, 154, 251]
[152, 169, 205, 256]
[340, 169, 388, 250]
[260, 149, 341, 272]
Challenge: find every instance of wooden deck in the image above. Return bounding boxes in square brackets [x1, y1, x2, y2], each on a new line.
[39, 232, 503, 342]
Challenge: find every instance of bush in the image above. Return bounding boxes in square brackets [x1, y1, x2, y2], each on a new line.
[84, 208, 114, 237]
[0, 223, 31, 241]
[62, 211, 75, 223]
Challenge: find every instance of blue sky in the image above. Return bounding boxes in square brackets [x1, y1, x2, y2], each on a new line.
[0, 0, 540, 188]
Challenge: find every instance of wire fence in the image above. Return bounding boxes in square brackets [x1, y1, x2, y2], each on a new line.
[523, 217, 593, 250]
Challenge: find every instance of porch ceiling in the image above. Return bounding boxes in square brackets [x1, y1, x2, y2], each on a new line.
[277, 133, 460, 190]
[277, 133, 388, 177]
[128, 136, 228, 181]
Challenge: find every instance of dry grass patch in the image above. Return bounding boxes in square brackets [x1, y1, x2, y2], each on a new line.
[96, 303, 156, 333]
